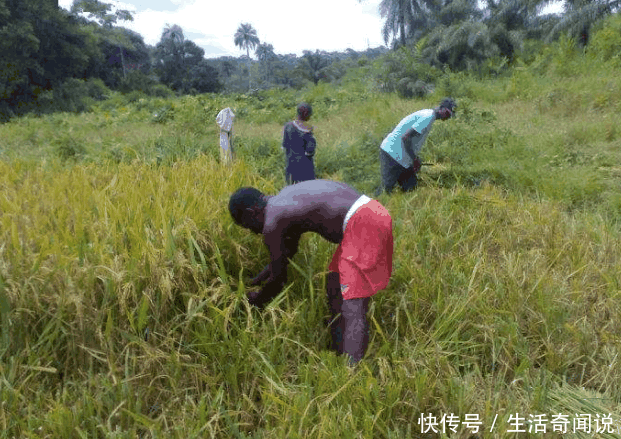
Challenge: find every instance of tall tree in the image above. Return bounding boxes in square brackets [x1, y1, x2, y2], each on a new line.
[547, 0, 621, 45]
[298, 50, 330, 85]
[70, 0, 135, 78]
[162, 23, 184, 56]
[255, 42, 276, 83]
[234, 23, 260, 59]
[234, 23, 260, 89]
[160, 24, 185, 78]
[186, 60, 222, 93]
[220, 60, 235, 78]
[379, 0, 413, 47]
[379, 0, 438, 47]
[1, 0, 91, 119]
[154, 27, 220, 93]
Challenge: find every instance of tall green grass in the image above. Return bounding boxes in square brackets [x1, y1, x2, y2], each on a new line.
[2, 49, 621, 437]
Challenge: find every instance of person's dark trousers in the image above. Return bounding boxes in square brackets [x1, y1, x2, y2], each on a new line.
[379, 149, 417, 194]
[286, 173, 314, 185]
[326, 272, 369, 364]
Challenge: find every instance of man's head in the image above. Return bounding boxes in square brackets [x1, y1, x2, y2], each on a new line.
[436, 97, 456, 121]
[297, 102, 313, 121]
[229, 187, 268, 234]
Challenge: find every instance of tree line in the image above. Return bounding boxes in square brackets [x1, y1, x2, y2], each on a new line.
[1, 0, 619, 121]
[0, 0, 222, 120]
[380, 0, 621, 69]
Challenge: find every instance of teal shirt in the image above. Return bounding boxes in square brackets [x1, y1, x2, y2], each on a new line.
[380, 109, 436, 168]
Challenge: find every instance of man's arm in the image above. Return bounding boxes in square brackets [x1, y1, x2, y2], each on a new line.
[247, 230, 302, 308]
[402, 128, 422, 172]
[249, 264, 270, 286]
[247, 256, 289, 308]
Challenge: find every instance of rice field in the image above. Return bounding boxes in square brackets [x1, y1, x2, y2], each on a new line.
[1, 58, 621, 437]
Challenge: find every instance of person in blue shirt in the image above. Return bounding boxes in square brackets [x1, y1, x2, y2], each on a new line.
[378, 98, 456, 194]
[282, 103, 316, 184]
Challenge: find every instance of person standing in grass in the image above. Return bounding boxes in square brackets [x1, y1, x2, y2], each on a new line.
[282, 103, 316, 184]
[216, 107, 236, 164]
[378, 97, 456, 194]
[228, 180, 393, 364]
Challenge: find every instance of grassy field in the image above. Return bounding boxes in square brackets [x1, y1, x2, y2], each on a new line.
[1, 52, 621, 438]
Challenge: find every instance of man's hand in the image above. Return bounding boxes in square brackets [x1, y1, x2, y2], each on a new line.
[247, 290, 266, 308]
[249, 265, 270, 286]
[412, 155, 422, 173]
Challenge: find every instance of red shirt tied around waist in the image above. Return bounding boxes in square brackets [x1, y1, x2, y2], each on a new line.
[228, 180, 393, 364]
[329, 196, 393, 300]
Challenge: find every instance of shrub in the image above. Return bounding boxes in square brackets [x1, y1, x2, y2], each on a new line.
[83, 78, 111, 101]
[53, 134, 87, 161]
[149, 83, 175, 98]
[375, 46, 438, 98]
[50, 78, 112, 114]
[589, 13, 621, 64]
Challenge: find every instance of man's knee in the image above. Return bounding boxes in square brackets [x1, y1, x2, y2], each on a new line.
[341, 297, 369, 320]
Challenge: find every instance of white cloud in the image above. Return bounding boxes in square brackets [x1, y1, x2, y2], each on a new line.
[540, 0, 564, 15]
[62, 0, 385, 57]
[59, 0, 567, 58]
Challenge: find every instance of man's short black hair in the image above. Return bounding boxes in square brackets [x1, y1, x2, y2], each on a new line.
[297, 102, 313, 121]
[229, 187, 266, 226]
[439, 97, 456, 112]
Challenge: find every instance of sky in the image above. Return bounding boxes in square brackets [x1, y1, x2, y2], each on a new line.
[58, 0, 564, 60]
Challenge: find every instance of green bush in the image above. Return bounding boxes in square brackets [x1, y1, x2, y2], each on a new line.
[149, 83, 175, 98]
[50, 78, 112, 114]
[375, 46, 438, 98]
[589, 13, 621, 63]
[53, 134, 87, 161]
[83, 78, 110, 101]
[118, 71, 156, 94]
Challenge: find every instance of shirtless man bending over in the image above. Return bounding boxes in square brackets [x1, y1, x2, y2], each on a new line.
[228, 180, 393, 363]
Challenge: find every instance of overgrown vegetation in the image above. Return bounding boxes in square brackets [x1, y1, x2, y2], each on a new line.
[2, 11, 621, 439]
[4, 0, 620, 122]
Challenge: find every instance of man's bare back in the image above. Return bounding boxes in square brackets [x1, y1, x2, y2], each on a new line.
[228, 180, 393, 363]
[263, 180, 362, 245]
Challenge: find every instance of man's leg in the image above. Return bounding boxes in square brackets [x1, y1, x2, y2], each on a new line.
[325, 272, 343, 353]
[341, 297, 370, 364]
[398, 166, 418, 192]
[379, 149, 403, 194]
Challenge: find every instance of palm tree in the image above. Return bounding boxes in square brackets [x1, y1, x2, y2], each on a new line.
[378, 0, 439, 47]
[379, 0, 414, 47]
[162, 24, 184, 60]
[298, 50, 329, 85]
[234, 23, 260, 59]
[163, 23, 184, 45]
[156, 24, 186, 90]
[547, 0, 621, 45]
[161, 23, 185, 77]
[234, 23, 260, 89]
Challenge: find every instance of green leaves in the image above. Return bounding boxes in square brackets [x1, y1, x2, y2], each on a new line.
[0, 284, 10, 358]
[70, 0, 134, 28]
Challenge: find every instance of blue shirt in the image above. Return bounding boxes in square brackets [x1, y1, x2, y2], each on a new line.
[380, 109, 435, 168]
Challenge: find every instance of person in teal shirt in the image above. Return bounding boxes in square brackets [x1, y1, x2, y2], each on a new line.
[378, 98, 456, 194]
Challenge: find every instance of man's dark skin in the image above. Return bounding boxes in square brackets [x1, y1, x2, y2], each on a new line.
[381, 105, 453, 193]
[400, 106, 453, 173]
[235, 180, 371, 362]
